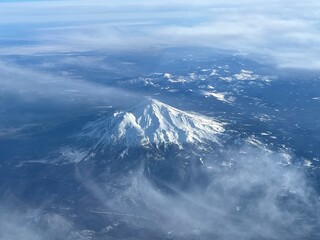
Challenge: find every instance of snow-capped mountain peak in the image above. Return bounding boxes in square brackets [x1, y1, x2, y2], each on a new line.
[79, 98, 224, 149]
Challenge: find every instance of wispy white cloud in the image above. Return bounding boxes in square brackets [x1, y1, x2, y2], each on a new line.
[0, 61, 140, 108]
[0, 0, 320, 69]
[76, 145, 320, 239]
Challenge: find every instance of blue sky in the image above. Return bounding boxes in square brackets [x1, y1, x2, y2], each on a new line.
[0, 0, 319, 69]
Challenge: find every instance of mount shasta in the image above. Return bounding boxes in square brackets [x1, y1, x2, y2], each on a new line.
[79, 98, 225, 151]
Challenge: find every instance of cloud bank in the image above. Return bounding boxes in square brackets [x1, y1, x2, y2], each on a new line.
[0, 0, 320, 68]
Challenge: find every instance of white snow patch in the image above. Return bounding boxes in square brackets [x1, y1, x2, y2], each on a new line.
[219, 76, 233, 81]
[210, 69, 219, 76]
[60, 148, 88, 163]
[260, 132, 270, 136]
[246, 136, 266, 149]
[163, 73, 173, 79]
[233, 70, 258, 81]
[221, 161, 233, 167]
[303, 159, 313, 168]
[168, 77, 187, 83]
[189, 73, 197, 80]
[254, 114, 272, 122]
[280, 152, 292, 165]
[200, 91, 233, 103]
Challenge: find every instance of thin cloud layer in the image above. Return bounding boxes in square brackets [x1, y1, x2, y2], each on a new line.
[0, 0, 319, 68]
[0, 61, 139, 106]
[77, 145, 320, 239]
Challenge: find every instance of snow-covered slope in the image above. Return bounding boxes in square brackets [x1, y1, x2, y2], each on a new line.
[79, 99, 224, 149]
